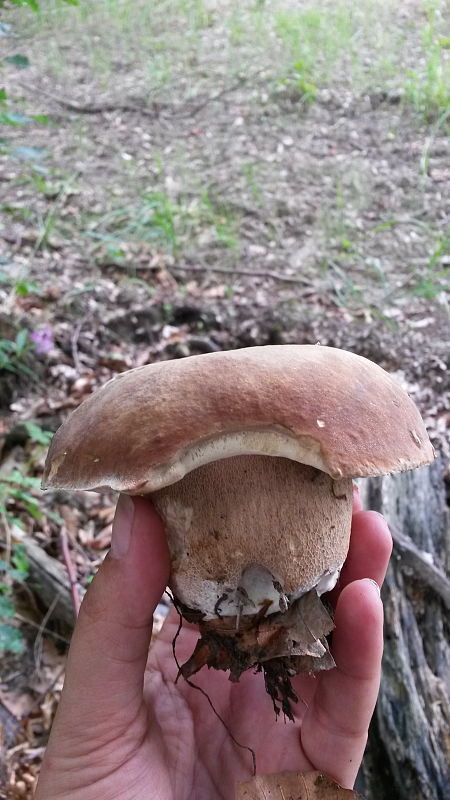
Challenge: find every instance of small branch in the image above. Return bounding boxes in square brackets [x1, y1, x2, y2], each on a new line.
[175, 69, 266, 118]
[90, 256, 309, 284]
[60, 526, 80, 619]
[17, 70, 266, 121]
[390, 524, 450, 611]
[33, 593, 60, 669]
[0, 509, 12, 564]
[16, 81, 164, 117]
[169, 263, 310, 285]
[186, 82, 245, 116]
[185, 335, 221, 353]
[14, 614, 70, 645]
[71, 320, 83, 374]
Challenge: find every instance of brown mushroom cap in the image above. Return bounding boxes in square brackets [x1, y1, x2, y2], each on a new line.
[42, 344, 434, 493]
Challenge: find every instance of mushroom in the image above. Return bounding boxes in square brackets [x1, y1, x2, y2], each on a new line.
[43, 345, 434, 717]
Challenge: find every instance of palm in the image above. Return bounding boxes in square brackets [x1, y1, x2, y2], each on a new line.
[141, 612, 315, 799]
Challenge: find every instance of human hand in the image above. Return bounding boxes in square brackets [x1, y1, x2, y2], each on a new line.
[35, 491, 392, 800]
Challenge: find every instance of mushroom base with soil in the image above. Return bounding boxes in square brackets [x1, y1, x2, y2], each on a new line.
[152, 455, 353, 717]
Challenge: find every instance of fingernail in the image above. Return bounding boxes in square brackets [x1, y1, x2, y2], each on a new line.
[110, 495, 135, 559]
[372, 510, 388, 524]
[365, 578, 381, 596]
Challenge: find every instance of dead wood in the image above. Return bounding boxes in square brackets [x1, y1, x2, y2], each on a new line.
[20, 535, 75, 630]
[17, 71, 261, 120]
[357, 458, 450, 800]
[0, 700, 20, 788]
[236, 771, 362, 799]
[59, 526, 80, 619]
[16, 80, 166, 116]
[168, 263, 311, 284]
[389, 523, 450, 611]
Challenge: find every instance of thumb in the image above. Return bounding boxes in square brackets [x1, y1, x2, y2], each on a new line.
[54, 495, 170, 736]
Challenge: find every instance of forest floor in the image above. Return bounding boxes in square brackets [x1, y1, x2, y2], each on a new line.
[0, 0, 449, 795]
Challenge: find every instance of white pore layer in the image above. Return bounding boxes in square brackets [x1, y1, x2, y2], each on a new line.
[130, 428, 328, 493]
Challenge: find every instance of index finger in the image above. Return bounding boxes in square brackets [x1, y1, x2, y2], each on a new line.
[326, 509, 392, 609]
[339, 510, 392, 590]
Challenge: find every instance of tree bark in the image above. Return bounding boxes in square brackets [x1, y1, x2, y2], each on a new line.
[356, 459, 450, 800]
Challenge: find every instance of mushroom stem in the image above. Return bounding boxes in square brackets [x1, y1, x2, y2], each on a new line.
[152, 456, 352, 710]
[153, 456, 352, 616]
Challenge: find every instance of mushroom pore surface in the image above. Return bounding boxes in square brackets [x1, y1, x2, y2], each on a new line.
[151, 455, 353, 619]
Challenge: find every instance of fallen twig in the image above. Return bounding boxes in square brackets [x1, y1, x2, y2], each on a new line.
[14, 614, 70, 645]
[186, 335, 221, 353]
[17, 80, 164, 117]
[0, 508, 12, 565]
[33, 593, 61, 669]
[17, 70, 266, 120]
[169, 263, 310, 285]
[71, 320, 83, 374]
[60, 526, 80, 619]
[174, 68, 266, 118]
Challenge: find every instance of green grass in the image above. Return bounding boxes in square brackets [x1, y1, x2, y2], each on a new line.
[7, 0, 448, 122]
[0, 2, 420, 101]
[0, 328, 35, 379]
[404, 2, 450, 119]
[0, 543, 29, 655]
[0, 423, 54, 655]
[410, 235, 450, 298]
[2, 166, 80, 251]
[17, 0, 213, 93]
[274, 6, 354, 87]
[4, 0, 450, 320]
[84, 188, 242, 263]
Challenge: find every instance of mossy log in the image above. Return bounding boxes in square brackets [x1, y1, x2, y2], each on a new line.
[357, 458, 450, 800]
